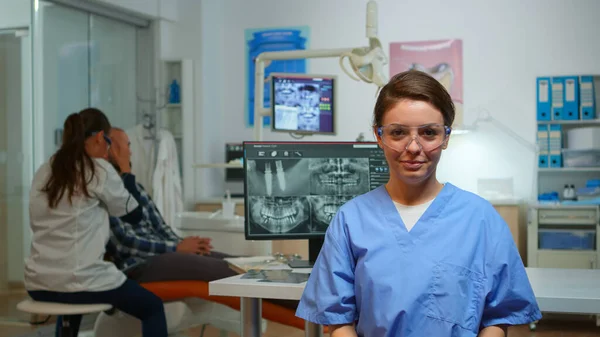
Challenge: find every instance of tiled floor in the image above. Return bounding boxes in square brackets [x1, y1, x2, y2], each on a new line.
[2, 289, 600, 337]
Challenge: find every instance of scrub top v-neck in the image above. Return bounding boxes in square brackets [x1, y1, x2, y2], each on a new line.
[393, 197, 435, 232]
[296, 183, 541, 337]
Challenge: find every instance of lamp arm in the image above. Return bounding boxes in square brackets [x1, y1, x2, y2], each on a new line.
[482, 117, 539, 154]
[253, 47, 357, 141]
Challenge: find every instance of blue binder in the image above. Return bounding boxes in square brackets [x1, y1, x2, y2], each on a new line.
[536, 77, 551, 121]
[551, 77, 565, 120]
[563, 76, 579, 120]
[549, 124, 562, 168]
[580, 76, 596, 120]
[537, 124, 549, 168]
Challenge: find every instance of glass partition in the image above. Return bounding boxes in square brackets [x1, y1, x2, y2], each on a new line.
[0, 28, 32, 287]
[90, 14, 137, 129]
[33, 0, 139, 164]
[39, 3, 89, 159]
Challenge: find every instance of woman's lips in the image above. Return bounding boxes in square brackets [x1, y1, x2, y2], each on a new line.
[400, 160, 425, 170]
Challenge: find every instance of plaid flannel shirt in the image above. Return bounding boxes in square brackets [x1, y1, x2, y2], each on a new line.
[106, 176, 182, 270]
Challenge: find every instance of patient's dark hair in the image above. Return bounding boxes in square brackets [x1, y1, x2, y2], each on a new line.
[42, 108, 111, 208]
[372, 70, 455, 127]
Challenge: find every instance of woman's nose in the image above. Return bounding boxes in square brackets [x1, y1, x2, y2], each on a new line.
[405, 137, 422, 153]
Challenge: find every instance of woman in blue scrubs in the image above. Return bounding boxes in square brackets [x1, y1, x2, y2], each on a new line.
[295, 70, 541, 337]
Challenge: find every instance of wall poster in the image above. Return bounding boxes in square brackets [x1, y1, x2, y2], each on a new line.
[389, 39, 463, 125]
[245, 26, 310, 127]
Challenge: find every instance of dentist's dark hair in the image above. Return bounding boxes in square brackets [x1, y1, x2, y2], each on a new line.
[42, 108, 111, 208]
[372, 70, 455, 127]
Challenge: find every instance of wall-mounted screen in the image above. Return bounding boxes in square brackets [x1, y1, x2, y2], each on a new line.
[271, 73, 336, 135]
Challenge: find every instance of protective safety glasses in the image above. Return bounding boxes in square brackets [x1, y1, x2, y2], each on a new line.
[377, 123, 451, 152]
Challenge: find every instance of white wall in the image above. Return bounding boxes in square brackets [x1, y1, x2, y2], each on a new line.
[155, 0, 224, 201]
[0, 0, 30, 29]
[91, 0, 178, 21]
[193, 0, 600, 201]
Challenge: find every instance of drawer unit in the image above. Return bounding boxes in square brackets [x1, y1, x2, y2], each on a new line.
[539, 229, 596, 250]
[538, 208, 597, 225]
[528, 206, 600, 269]
[536, 250, 597, 269]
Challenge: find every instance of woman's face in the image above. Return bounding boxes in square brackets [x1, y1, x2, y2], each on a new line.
[374, 99, 449, 185]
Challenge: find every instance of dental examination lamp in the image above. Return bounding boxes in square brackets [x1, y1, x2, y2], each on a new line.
[467, 108, 538, 153]
[253, 0, 388, 141]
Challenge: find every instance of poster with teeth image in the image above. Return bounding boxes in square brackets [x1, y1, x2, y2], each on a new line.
[308, 158, 370, 196]
[246, 159, 310, 197]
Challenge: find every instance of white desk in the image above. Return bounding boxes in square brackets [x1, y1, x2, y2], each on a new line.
[209, 265, 600, 337]
[526, 268, 600, 315]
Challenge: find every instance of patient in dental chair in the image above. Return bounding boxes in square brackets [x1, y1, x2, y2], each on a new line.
[104, 128, 298, 310]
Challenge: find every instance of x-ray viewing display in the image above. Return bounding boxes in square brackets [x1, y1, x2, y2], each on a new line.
[309, 158, 370, 196]
[271, 73, 335, 134]
[245, 159, 310, 197]
[244, 142, 389, 240]
[309, 195, 356, 232]
[248, 196, 310, 234]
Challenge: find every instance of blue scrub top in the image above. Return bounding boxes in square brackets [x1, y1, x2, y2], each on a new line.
[296, 183, 541, 337]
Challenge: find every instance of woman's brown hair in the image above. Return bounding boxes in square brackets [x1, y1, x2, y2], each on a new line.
[42, 108, 111, 208]
[373, 70, 455, 127]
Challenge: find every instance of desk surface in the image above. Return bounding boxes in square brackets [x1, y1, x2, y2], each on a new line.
[526, 268, 600, 314]
[209, 263, 600, 314]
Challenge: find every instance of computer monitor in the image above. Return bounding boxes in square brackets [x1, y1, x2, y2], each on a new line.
[270, 73, 336, 135]
[225, 143, 244, 198]
[243, 141, 389, 268]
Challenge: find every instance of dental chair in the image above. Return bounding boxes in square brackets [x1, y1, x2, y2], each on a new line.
[93, 280, 309, 337]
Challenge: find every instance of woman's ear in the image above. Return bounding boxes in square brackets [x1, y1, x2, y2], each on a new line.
[442, 135, 450, 150]
[95, 131, 105, 144]
[373, 126, 384, 148]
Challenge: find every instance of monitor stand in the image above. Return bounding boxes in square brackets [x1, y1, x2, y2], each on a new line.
[287, 237, 324, 269]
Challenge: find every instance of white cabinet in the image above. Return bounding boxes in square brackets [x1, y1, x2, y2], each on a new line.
[527, 205, 599, 270]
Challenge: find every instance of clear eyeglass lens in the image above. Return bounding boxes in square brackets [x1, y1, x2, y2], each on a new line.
[380, 124, 447, 151]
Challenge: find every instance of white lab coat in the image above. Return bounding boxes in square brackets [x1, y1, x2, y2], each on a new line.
[126, 124, 156, 196]
[152, 129, 184, 228]
[24, 158, 137, 292]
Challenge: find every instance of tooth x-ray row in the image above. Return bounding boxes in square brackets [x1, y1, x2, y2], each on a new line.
[246, 158, 370, 197]
[274, 82, 322, 132]
[247, 195, 355, 235]
[245, 158, 370, 235]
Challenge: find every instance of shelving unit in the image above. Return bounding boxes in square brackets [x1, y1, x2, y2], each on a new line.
[158, 59, 194, 205]
[530, 117, 600, 272]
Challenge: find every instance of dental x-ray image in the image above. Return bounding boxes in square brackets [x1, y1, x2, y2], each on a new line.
[248, 196, 311, 234]
[274, 82, 322, 132]
[308, 195, 355, 233]
[246, 159, 310, 197]
[309, 158, 370, 196]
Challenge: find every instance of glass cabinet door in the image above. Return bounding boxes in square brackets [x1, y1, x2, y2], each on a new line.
[0, 28, 32, 286]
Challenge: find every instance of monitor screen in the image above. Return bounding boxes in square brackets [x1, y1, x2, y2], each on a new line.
[243, 141, 389, 241]
[225, 143, 244, 182]
[271, 73, 335, 134]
